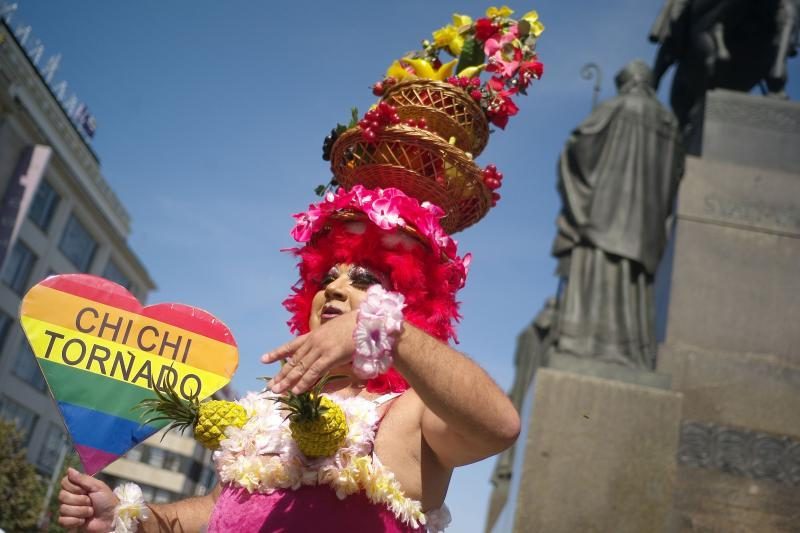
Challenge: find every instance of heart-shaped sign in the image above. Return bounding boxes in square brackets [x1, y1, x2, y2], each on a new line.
[19, 274, 238, 475]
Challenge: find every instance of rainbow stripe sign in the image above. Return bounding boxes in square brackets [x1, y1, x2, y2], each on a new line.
[20, 274, 238, 475]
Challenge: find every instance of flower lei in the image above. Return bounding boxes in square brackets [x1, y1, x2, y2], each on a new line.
[380, 5, 545, 129]
[291, 185, 471, 289]
[214, 392, 434, 529]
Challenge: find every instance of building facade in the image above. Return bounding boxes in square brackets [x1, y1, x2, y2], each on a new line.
[0, 17, 216, 505]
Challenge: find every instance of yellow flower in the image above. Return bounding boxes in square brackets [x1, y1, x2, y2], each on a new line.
[451, 13, 472, 29]
[386, 60, 415, 81]
[433, 25, 464, 56]
[522, 10, 545, 37]
[486, 5, 514, 19]
[388, 57, 457, 82]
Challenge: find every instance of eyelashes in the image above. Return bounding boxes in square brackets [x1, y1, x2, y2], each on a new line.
[318, 265, 385, 289]
[349, 267, 382, 287]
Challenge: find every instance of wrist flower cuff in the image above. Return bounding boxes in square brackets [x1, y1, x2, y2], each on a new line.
[353, 285, 405, 378]
[112, 482, 150, 533]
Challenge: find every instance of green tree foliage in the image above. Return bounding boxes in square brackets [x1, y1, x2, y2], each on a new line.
[41, 452, 81, 533]
[0, 419, 45, 532]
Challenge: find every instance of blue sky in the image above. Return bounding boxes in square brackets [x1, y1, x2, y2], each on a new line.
[14, 1, 799, 530]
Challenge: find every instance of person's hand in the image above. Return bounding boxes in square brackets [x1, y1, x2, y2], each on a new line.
[58, 467, 118, 532]
[262, 311, 358, 394]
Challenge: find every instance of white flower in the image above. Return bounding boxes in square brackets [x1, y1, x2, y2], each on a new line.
[425, 504, 452, 532]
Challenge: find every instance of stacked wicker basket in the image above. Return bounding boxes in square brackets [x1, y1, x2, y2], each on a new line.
[330, 79, 492, 234]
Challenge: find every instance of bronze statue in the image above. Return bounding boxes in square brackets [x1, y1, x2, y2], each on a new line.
[550, 60, 684, 370]
[650, 0, 799, 129]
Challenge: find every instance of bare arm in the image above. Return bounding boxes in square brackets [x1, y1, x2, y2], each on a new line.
[264, 313, 520, 469]
[393, 323, 521, 468]
[141, 483, 220, 532]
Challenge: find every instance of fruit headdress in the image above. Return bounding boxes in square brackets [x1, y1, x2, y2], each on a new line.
[286, 6, 545, 393]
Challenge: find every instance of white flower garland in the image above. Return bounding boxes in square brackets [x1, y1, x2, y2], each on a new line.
[213, 392, 449, 530]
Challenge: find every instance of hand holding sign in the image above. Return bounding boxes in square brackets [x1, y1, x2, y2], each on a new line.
[20, 274, 238, 474]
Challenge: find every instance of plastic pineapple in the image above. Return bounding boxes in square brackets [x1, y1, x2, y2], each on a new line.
[136, 384, 248, 450]
[272, 375, 349, 458]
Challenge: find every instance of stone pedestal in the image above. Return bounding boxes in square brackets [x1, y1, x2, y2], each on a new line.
[494, 368, 682, 533]
[655, 91, 800, 531]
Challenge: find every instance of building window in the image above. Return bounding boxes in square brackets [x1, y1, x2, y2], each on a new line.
[59, 215, 97, 271]
[146, 446, 165, 469]
[126, 445, 144, 462]
[37, 422, 65, 474]
[1, 240, 36, 295]
[103, 259, 132, 290]
[0, 310, 12, 352]
[199, 465, 217, 492]
[0, 395, 39, 444]
[13, 338, 46, 392]
[162, 451, 183, 473]
[139, 484, 155, 502]
[27, 180, 60, 232]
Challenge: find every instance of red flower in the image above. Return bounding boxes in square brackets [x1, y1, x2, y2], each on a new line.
[474, 18, 501, 42]
[486, 88, 519, 129]
[518, 59, 544, 89]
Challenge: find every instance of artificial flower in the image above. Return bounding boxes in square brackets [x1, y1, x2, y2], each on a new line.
[487, 46, 522, 79]
[369, 195, 406, 229]
[433, 24, 464, 56]
[474, 17, 501, 42]
[403, 57, 458, 81]
[386, 60, 416, 82]
[518, 58, 544, 89]
[451, 13, 472, 29]
[522, 10, 545, 37]
[485, 79, 520, 129]
[483, 24, 519, 57]
[486, 5, 514, 19]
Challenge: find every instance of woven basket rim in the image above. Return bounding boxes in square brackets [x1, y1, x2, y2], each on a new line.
[381, 78, 490, 154]
[329, 125, 491, 234]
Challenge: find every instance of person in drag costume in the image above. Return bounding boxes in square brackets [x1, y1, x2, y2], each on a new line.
[57, 6, 546, 532]
[56, 186, 520, 533]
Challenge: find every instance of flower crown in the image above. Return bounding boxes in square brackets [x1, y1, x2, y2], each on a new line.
[291, 185, 470, 286]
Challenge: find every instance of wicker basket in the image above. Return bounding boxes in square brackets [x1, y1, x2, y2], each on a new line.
[330, 125, 491, 234]
[381, 79, 490, 157]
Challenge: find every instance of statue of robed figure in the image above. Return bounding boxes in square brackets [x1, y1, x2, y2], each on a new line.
[551, 60, 684, 370]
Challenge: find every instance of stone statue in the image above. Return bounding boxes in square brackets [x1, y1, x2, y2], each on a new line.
[485, 298, 556, 532]
[649, 0, 799, 129]
[551, 60, 684, 370]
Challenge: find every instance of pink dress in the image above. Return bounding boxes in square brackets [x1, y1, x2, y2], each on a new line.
[208, 485, 423, 532]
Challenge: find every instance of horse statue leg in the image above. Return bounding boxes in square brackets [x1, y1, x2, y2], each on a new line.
[767, 0, 798, 96]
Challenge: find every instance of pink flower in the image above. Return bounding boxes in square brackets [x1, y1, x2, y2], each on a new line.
[353, 286, 405, 379]
[483, 25, 518, 57]
[368, 196, 405, 229]
[290, 206, 324, 242]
